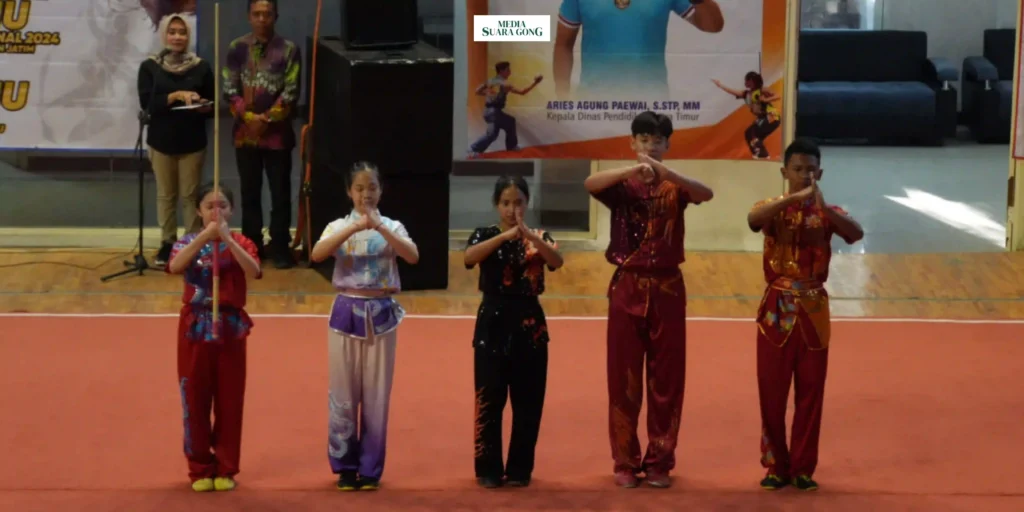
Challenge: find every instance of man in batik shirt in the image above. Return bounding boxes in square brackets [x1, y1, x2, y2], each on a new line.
[223, 0, 301, 269]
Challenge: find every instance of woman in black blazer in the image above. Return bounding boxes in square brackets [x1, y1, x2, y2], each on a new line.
[138, 13, 214, 266]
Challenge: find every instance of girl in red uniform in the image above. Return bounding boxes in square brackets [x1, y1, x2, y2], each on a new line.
[167, 182, 262, 492]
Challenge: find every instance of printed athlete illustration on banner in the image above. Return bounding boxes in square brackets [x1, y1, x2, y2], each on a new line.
[712, 71, 781, 159]
[468, 61, 543, 159]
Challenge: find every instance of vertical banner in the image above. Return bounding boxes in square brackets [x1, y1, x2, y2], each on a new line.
[465, 0, 787, 161]
[1014, 0, 1024, 159]
[0, 0, 198, 150]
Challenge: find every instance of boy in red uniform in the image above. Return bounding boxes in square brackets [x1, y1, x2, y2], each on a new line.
[584, 111, 714, 489]
[167, 182, 262, 492]
[747, 138, 863, 492]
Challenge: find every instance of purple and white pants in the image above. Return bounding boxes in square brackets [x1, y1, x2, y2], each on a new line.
[327, 294, 404, 480]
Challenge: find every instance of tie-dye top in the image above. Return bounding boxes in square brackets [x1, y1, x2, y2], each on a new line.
[167, 232, 262, 342]
[319, 211, 411, 293]
[222, 33, 301, 150]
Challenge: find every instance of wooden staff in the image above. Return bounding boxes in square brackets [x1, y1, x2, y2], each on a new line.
[212, 2, 221, 338]
[291, 0, 324, 260]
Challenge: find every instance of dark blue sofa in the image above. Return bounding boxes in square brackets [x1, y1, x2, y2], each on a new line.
[797, 30, 959, 145]
[962, 29, 1015, 143]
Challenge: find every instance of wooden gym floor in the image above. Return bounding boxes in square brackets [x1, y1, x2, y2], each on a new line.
[1, 249, 1023, 319]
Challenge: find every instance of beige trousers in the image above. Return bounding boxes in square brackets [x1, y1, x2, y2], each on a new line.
[149, 147, 205, 244]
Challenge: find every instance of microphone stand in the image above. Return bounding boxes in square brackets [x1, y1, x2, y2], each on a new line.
[101, 103, 154, 282]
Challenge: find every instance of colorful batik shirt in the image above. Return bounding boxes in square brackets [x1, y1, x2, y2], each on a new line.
[222, 33, 301, 150]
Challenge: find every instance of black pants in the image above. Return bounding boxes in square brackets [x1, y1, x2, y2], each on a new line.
[473, 341, 548, 480]
[235, 147, 292, 251]
[745, 118, 780, 158]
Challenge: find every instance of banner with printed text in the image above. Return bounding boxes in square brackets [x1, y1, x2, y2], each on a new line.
[466, 0, 788, 160]
[0, 0, 197, 150]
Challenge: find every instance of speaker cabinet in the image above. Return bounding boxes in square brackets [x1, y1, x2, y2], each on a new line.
[340, 0, 419, 49]
[309, 39, 454, 291]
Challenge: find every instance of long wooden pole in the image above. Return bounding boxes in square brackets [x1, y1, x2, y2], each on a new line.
[211, 2, 221, 338]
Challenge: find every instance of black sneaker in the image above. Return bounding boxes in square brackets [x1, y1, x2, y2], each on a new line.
[760, 473, 789, 491]
[269, 245, 296, 269]
[336, 471, 358, 491]
[358, 477, 380, 491]
[477, 476, 502, 489]
[505, 476, 531, 487]
[792, 475, 818, 491]
[154, 242, 173, 267]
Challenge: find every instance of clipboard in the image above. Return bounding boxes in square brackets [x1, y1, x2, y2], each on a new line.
[171, 100, 212, 111]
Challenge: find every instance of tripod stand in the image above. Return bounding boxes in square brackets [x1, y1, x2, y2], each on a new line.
[101, 109, 152, 282]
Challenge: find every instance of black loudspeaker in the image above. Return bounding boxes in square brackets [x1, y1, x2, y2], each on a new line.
[309, 38, 454, 291]
[340, 0, 419, 49]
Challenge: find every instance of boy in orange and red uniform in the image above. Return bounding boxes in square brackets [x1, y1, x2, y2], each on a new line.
[746, 138, 864, 492]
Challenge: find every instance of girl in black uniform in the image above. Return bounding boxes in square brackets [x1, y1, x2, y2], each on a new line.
[712, 71, 781, 159]
[463, 175, 564, 489]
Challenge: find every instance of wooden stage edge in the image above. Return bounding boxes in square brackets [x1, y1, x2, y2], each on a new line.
[1, 249, 1024, 318]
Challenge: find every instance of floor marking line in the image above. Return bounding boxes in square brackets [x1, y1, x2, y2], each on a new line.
[1, 312, 1023, 324]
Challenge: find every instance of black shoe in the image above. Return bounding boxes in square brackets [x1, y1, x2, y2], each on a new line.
[505, 476, 531, 487]
[154, 242, 173, 267]
[358, 477, 380, 491]
[792, 475, 818, 491]
[760, 473, 789, 491]
[477, 476, 502, 489]
[336, 471, 358, 491]
[270, 245, 296, 269]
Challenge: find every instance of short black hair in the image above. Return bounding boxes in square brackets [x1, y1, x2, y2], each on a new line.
[783, 138, 821, 166]
[492, 175, 530, 205]
[346, 161, 381, 189]
[744, 71, 764, 89]
[631, 111, 673, 139]
[249, 0, 277, 12]
[194, 182, 235, 209]
[495, 61, 510, 73]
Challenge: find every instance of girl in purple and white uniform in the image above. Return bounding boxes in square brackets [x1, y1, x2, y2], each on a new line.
[310, 161, 420, 492]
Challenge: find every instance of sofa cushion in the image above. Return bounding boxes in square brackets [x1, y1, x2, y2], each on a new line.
[799, 30, 928, 82]
[798, 82, 936, 116]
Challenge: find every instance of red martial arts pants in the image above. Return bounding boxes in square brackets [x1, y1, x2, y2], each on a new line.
[177, 317, 247, 482]
[757, 325, 829, 479]
[606, 269, 687, 474]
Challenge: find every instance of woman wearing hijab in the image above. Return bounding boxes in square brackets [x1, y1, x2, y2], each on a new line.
[138, 14, 215, 267]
